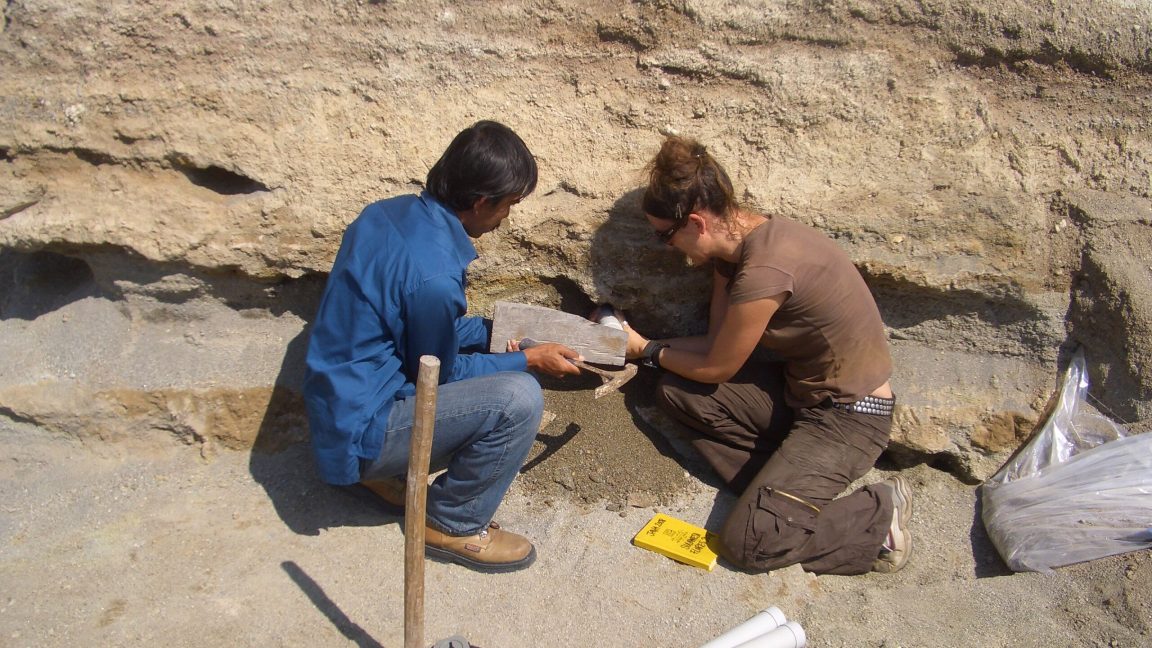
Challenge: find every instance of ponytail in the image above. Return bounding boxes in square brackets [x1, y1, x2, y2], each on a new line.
[641, 136, 736, 224]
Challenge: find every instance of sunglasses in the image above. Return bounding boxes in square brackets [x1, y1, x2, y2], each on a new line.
[653, 205, 688, 245]
[653, 220, 685, 245]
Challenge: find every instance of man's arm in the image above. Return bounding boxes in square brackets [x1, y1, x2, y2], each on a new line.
[455, 315, 490, 353]
[403, 277, 526, 384]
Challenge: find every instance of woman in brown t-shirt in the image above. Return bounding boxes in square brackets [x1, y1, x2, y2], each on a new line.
[623, 135, 913, 576]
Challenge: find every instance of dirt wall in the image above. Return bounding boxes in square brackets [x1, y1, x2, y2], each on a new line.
[2, 0, 1151, 482]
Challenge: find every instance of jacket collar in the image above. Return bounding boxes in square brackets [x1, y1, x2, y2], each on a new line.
[420, 191, 478, 266]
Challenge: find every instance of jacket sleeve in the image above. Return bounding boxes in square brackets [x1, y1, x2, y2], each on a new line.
[456, 315, 491, 353]
[403, 276, 526, 385]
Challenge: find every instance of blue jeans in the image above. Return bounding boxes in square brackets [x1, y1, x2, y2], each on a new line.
[360, 371, 543, 536]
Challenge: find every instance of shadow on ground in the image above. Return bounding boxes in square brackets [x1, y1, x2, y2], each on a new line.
[247, 327, 409, 536]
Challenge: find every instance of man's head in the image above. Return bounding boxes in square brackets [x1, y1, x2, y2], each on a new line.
[426, 120, 537, 237]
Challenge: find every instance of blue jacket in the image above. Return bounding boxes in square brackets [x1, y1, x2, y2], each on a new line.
[303, 192, 527, 485]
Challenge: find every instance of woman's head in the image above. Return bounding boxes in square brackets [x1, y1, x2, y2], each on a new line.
[426, 120, 538, 212]
[641, 135, 737, 230]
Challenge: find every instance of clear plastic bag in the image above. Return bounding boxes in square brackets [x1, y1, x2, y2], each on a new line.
[980, 349, 1152, 573]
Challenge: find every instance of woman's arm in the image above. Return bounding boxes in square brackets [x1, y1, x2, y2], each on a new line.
[626, 275, 784, 384]
[659, 270, 733, 352]
[658, 293, 783, 383]
[706, 268, 730, 341]
[625, 269, 732, 357]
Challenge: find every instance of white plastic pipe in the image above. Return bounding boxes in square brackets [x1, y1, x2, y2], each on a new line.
[699, 607, 788, 648]
[597, 304, 625, 330]
[731, 621, 806, 648]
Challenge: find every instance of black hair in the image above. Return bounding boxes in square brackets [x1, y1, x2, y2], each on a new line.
[425, 120, 538, 211]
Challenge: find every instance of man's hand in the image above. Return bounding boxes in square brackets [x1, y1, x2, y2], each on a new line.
[507, 339, 583, 377]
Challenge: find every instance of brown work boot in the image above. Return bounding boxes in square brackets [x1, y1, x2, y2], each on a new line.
[872, 475, 914, 574]
[425, 521, 537, 573]
[359, 476, 406, 511]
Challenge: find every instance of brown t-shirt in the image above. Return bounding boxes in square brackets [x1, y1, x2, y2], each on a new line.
[716, 216, 892, 408]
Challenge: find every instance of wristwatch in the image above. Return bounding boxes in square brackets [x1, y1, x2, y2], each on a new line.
[641, 340, 669, 369]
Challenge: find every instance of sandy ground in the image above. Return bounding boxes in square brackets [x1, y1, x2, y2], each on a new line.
[2, 378, 1150, 648]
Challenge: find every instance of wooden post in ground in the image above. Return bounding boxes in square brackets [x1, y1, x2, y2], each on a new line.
[404, 355, 439, 648]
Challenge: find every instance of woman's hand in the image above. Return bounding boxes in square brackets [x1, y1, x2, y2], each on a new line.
[588, 305, 649, 360]
[623, 322, 650, 360]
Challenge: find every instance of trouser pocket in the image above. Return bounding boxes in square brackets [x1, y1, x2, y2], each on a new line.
[747, 487, 820, 566]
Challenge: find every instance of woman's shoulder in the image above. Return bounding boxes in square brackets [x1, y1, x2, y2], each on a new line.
[751, 214, 847, 253]
[741, 214, 810, 254]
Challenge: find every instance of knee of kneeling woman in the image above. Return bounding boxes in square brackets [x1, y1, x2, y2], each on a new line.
[655, 373, 683, 411]
[716, 516, 757, 569]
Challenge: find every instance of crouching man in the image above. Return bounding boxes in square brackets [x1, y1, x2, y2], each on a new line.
[303, 121, 580, 572]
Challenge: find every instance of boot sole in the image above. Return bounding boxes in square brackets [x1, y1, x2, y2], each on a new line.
[890, 475, 914, 523]
[872, 525, 912, 573]
[873, 475, 914, 573]
[425, 544, 537, 574]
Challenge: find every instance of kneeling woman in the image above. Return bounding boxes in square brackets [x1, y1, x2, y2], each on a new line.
[625, 135, 912, 575]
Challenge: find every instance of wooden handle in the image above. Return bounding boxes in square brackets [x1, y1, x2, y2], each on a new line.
[404, 355, 439, 648]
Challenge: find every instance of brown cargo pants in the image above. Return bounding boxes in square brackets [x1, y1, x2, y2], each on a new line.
[657, 362, 895, 575]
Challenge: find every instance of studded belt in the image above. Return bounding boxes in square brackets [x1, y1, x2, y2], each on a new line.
[830, 394, 895, 416]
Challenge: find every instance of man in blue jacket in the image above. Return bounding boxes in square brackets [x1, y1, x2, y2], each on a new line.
[304, 121, 580, 573]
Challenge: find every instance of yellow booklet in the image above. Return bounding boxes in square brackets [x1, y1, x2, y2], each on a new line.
[632, 512, 720, 571]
